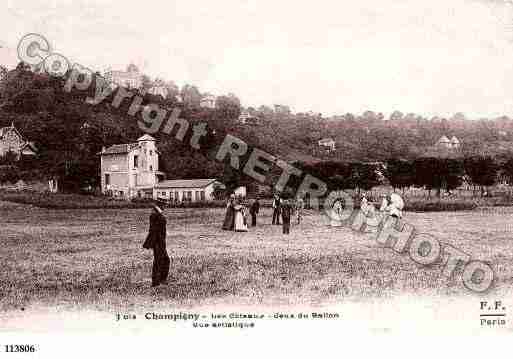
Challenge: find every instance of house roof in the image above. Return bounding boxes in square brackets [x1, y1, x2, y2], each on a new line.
[438, 135, 450, 143]
[450, 136, 460, 143]
[155, 178, 219, 189]
[138, 134, 156, 142]
[102, 143, 138, 155]
[0, 125, 22, 139]
[319, 138, 335, 143]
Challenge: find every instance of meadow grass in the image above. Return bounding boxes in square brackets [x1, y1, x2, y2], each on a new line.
[1, 201, 512, 312]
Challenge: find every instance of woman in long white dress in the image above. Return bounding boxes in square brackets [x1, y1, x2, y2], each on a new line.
[233, 203, 248, 232]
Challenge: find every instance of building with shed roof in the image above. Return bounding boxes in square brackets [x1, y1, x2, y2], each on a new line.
[154, 178, 225, 203]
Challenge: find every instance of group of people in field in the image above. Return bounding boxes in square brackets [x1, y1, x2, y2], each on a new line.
[141, 191, 404, 288]
[221, 193, 305, 234]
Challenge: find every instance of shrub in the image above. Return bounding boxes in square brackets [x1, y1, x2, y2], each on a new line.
[405, 199, 477, 212]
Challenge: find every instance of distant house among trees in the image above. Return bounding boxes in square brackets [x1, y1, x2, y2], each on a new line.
[104, 64, 142, 89]
[147, 84, 168, 98]
[0, 123, 38, 160]
[238, 111, 258, 124]
[436, 135, 461, 149]
[318, 138, 336, 152]
[200, 94, 216, 109]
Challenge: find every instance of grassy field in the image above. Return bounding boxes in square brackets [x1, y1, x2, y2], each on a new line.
[1, 200, 512, 313]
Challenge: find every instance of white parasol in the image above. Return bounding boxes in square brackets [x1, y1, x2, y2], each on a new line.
[390, 193, 404, 210]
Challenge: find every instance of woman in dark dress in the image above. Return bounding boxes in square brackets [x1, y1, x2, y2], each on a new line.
[222, 194, 236, 230]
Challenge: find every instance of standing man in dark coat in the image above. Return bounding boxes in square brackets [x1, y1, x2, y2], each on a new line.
[249, 198, 260, 227]
[272, 194, 282, 225]
[143, 201, 170, 287]
[281, 199, 292, 234]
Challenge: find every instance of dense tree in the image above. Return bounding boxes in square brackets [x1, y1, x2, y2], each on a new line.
[349, 162, 382, 193]
[502, 158, 513, 185]
[140, 74, 153, 92]
[180, 84, 202, 109]
[163, 80, 180, 101]
[385, 159, 415, 192]
[464, 156, 499, 197]
[215, 93, 241, 120]
[0, 64, 7, 99]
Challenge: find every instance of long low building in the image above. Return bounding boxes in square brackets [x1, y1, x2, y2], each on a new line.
[154, 178, 225, 202]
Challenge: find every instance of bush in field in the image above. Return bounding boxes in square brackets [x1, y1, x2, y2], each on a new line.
[443, 158, 465, 192]
[502, 158, 513, 185]
[405, 199, 477, 212]
[0, 165, 20, 184]
[464, 156, 499, 197]
[413, 157, 464, 197]
[349, 162, 382, 193]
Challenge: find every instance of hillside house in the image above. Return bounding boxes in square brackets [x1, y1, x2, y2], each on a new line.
[100, 134, 164, 199]
[436, 135, 460, 149]
[238, 111, 258, 124]
[148, 84, 168, 98]
[104, 64, 142, 90]
[318, 138, 336, 152]
[0, 124, 38, 159]
[154, 179, 224, 202]
[200, 95, 216, 109]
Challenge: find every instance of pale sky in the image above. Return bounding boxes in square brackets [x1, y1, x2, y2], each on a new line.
[2, 0, 513, 118]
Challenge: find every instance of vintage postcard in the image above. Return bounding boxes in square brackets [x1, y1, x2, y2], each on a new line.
[0, 0, 512, 357]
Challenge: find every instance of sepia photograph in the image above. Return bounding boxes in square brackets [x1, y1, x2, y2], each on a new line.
[1, 0, 512, 357]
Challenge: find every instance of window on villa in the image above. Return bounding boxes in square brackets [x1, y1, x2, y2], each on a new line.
[133, 155, 138, 168]
[200, 191, 205, 201]
[149, 150, 153, 156]
[150, 165, 153, 171]
[105, 174, 110, 185]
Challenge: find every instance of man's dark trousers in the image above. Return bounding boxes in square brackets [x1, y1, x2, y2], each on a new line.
[152, 248, 170, 287]
[144, 211, 170, 287]
[272, 208, 281, 225]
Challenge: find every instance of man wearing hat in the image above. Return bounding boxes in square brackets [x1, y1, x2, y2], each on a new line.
[143, 199, 170, 287]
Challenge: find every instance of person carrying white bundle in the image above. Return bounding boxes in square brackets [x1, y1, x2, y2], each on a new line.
[384, 193, 404, 219]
